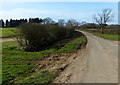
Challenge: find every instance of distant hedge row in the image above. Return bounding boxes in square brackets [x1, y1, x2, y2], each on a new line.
[16, 23, 75, 51]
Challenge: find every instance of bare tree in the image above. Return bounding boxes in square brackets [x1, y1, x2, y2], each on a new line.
[58, 19, 65, 26]
[42, 17, 53, 24]
[81, 21, 87, 25]
[66, 19, 79, 28]
[93, 8, 113, 34]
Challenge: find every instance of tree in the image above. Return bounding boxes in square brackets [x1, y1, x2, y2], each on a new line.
[42, 17, 53, 24]
[51, 21, 56, 25]
[93, 8, 113, 34]
[10, 19, 13, 27]
[34, 18, 39, 23]
[81, 21, 87, 25]
[25, 19, 28, 23]
[6, 20, 9, 27]
[39, 18, 43, 24]
[58, 19, 65, 26]
[0, 19, 4, 28]
[29, 18, 39, 23]
[66, 19, 79, 27]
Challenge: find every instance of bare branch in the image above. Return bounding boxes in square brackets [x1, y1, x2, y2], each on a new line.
[93, 8, 113, 25]
[93, 8, 113, 33]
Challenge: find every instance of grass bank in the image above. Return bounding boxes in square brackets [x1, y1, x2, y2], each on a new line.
[2, 31, 87, 84]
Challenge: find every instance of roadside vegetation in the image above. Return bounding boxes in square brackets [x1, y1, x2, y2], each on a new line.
[15, 23, 75, 51]
[2, 23, 87, 84]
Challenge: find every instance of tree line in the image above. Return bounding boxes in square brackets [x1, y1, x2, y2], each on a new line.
[0, 8, 116, 34]
[0, 17, 83, 28]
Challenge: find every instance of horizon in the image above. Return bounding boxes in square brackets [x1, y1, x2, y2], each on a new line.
[0, 2, 118, 24]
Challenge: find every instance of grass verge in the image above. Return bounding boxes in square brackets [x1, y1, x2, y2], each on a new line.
[2, 31, 87, 84]
[57, 35, 87, 53]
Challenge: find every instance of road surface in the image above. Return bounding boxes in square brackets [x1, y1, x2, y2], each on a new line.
[54, 31, 118, 83]
[0, 38, 15, 43]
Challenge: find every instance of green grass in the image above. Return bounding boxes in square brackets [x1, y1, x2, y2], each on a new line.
[2, 32, 87, 84]
[79, 28, 120, 41]
[0, 28, 15, 37]
[19, 71, 57, 84]
[88, 31, 120, 40]
[3, 65, 34, 84]
[57, 35, 87, 53]
[2, 42, 56, 84]
[2, 41, 17, 47]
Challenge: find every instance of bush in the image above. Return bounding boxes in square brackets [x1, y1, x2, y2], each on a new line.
[15, 23, 75, 51]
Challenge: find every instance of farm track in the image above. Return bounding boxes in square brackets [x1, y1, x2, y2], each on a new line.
[54, 31, 118, 83]
[0, 38, 15, 43]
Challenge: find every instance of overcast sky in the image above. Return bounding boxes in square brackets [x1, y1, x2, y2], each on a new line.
[0, 2, 118, 24]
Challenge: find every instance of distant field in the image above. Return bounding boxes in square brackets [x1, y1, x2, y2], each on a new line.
[87, 28, 120, 35]
[89, 32, 120, 40]
[82, 29, 120, 41]
[0, 28, 15, 38]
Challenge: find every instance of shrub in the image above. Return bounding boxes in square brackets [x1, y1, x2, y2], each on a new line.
[15, 23, 75, 51]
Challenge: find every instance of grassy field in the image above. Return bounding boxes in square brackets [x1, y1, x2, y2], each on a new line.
[2, 32, 87, 84]
[89, 32, 120, 40]
[80, 29, 120, 41]
[0, 28, 15, 37]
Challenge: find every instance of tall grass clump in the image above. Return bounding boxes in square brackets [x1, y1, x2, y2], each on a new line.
[15, 23, 75, 51]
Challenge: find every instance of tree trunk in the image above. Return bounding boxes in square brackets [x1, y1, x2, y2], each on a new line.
[101, 27, 104, 34]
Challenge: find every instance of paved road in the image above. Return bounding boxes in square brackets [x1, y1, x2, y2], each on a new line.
[54, 31, 118, 83]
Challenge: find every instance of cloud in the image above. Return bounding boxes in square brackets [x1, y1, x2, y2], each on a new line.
[0, 8, 94, 20]
[0, 8, 63, 20]
[0, 8, 117, 24]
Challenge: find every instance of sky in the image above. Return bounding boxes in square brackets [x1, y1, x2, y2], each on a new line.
[0, 2, 118, 24]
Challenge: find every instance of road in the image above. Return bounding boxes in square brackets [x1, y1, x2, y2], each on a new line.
[0, 38, 15, 43]
[54, 31, 118, 83]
